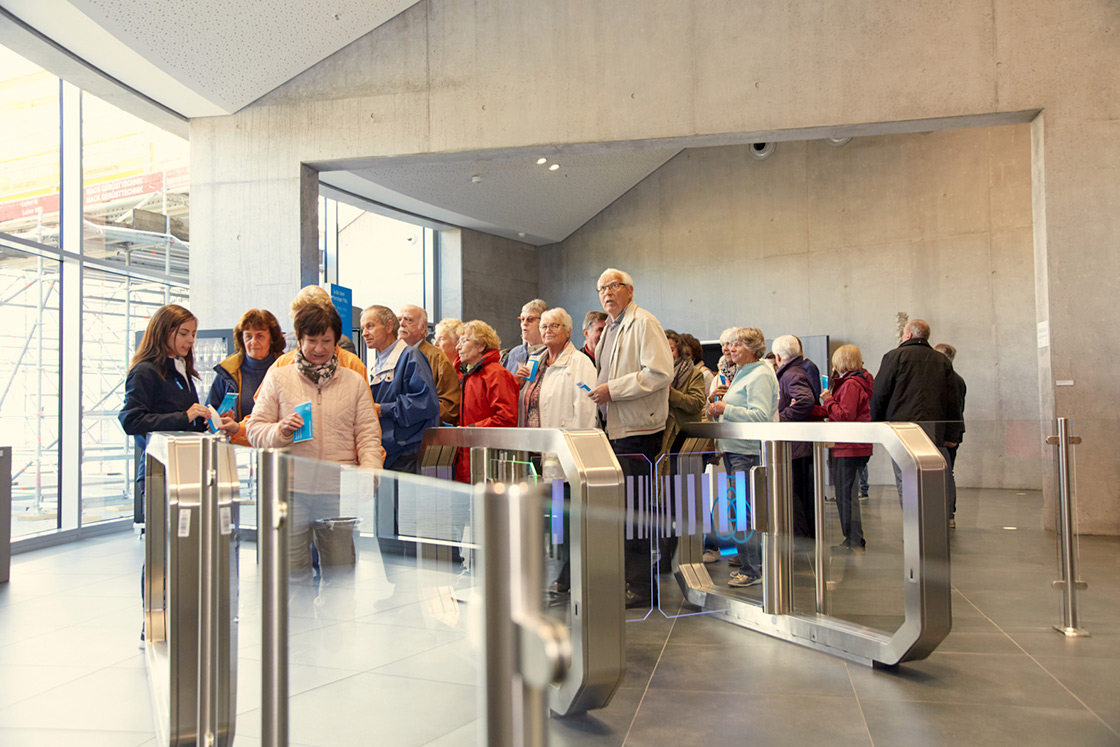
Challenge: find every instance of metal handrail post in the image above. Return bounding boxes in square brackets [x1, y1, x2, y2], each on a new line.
[198, 435, 219, 747]
[481, 482, 515, 747]
[762, 440, 793, 616]
[812, 442, 827, 613]
[259, 448, 290, 745]
[1050, 418, 1089, 637]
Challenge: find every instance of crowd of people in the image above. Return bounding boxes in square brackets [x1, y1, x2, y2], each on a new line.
[119, 267, 965, 614]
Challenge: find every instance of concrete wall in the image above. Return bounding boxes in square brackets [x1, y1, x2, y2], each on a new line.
[540, 126, 1039, 489]
[460, 229, 538, 349]
[188, 0, 1120, 532]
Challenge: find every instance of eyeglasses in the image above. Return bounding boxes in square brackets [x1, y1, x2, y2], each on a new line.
[540, 323, 564, 331]
[597, 281, 629, 295]
[517, 316, 541, 324]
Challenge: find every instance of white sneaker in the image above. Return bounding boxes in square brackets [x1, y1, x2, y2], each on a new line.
[728, 573, 762, 588]
[701, 549, 721, 564]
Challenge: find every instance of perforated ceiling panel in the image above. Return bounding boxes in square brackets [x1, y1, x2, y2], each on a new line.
[67, 0, 419, 112]
[328, 147, 681, 246]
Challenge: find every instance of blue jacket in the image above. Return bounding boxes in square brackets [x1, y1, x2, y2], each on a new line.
[368, 341, 439, 469]
[119, 357, 208, 483]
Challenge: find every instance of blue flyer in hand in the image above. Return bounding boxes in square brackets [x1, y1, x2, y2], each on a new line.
[292, 401, 313, 443]
[218, 391, 239, 416]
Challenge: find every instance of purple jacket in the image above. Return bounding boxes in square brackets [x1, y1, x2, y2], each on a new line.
[777, 355, 816, 460]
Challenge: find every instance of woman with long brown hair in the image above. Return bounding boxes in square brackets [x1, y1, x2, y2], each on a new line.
[120, 304, 237, 519]
[119, 303, 235, 646]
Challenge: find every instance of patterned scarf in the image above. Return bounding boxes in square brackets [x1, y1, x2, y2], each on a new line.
[717, 355, 739, 384]
[672, 355, 695, 390]
[295, 349, 338, 386]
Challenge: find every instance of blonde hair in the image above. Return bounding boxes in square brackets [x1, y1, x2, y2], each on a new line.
[290, 285, 331, 319]
[831, 344, 864, 374]
[461, 320, 501, 351]
[434, 317, 464, 342]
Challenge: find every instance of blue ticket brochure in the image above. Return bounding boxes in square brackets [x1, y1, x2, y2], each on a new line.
[821, 374, 829, 391]
[576, 381, 591, 392]
[218, 391, 239, 416]
[292, 401, 314, 443]
[527, 357, 540, 382]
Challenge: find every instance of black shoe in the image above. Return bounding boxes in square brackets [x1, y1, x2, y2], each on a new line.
[624, 588, 651, 609]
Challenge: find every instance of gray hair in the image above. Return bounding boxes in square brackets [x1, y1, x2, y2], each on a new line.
[934, 343, 957, 362]
[598, 268, 635, 288]
[541, 307, 573, 334]
[772, 334, 801, 361]
[905, 319, 931, 340]
[582, 310, 607, 331]
[731, 327, 767, 359]
[718, 327, 738, 345]
[362, 305, 399, 334]
[522, 298, 549, 317]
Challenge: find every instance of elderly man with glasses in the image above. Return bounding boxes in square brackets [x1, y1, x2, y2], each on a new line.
[502, 298, 549, 375]
[587, 268, 673, 608]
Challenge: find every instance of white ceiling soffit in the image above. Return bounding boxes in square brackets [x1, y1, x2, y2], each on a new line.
[1, 0, 419, 116]
[321, 148, 681, 247]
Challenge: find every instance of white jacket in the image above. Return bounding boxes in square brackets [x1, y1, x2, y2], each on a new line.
[248, 364, 383, 470]
[525, 341, 599, 430]
[595, 302, 673, 440]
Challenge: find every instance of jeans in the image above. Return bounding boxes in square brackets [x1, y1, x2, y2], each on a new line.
[724, 452, 762, 579]
[858, 463, 869, 495]
[832, 455, 868, 546]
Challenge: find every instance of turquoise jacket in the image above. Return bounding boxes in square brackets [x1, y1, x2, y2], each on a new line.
[717, 360, 779, 456]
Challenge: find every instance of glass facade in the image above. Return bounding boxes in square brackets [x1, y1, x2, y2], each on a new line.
[319, 195, 437, 324]
[0, 42, 190, 541]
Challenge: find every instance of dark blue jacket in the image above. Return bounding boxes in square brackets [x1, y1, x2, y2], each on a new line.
[777, 355, 816, 460]
[369, 342, 440, 469]
[119, 357, 208, 485]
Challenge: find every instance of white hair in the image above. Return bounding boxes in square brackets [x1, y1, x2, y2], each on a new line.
[772, 335, 801, 361]
[718, 327, 737, 345]
[541, 307, 573, 334]
[521, 298, 549, 316]
[598, 268, 635, 288]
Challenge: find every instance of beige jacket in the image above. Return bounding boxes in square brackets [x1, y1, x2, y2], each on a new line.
[247, 364, 383, 470]
[595, 302, 673, 440]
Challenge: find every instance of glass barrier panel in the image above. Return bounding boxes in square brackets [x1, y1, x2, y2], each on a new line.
[236, 453, 482, 746]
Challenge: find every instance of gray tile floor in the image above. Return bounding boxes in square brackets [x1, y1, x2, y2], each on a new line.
[1, 486, 1118, 746]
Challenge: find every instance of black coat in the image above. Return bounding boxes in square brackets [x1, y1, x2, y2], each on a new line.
[119, 357, 208, 481]
[869, 338, 963, 444]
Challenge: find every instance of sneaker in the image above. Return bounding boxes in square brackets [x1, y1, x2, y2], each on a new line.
[949, 518, 956, 529]
[727, 554, 742, 567]
[824, 495, 837, 503]
[701, 548, 721, 564]
[831, 540, 852, 552]
[858, 493, 870, 501]
[728, 573, 762, 588]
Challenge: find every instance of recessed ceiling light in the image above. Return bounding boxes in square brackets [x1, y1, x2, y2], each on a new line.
[549, 164, 560, 171]
[536, 157, 547, 165]
[471, 174, 482, 183]
[1003, 526, 1018, 530]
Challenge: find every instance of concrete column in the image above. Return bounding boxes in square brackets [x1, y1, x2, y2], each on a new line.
[1032, 112, 1120, 534]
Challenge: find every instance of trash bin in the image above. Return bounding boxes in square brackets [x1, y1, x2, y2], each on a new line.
[313, 517, 361, 568]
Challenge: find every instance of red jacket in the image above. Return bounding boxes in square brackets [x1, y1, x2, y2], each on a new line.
[454, 348, 519, 482]
[814, 369, 874, 458]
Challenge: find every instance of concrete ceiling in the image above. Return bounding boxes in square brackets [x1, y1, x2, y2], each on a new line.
[321, 147, 682, 246]
[0, 0, 420, 116]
